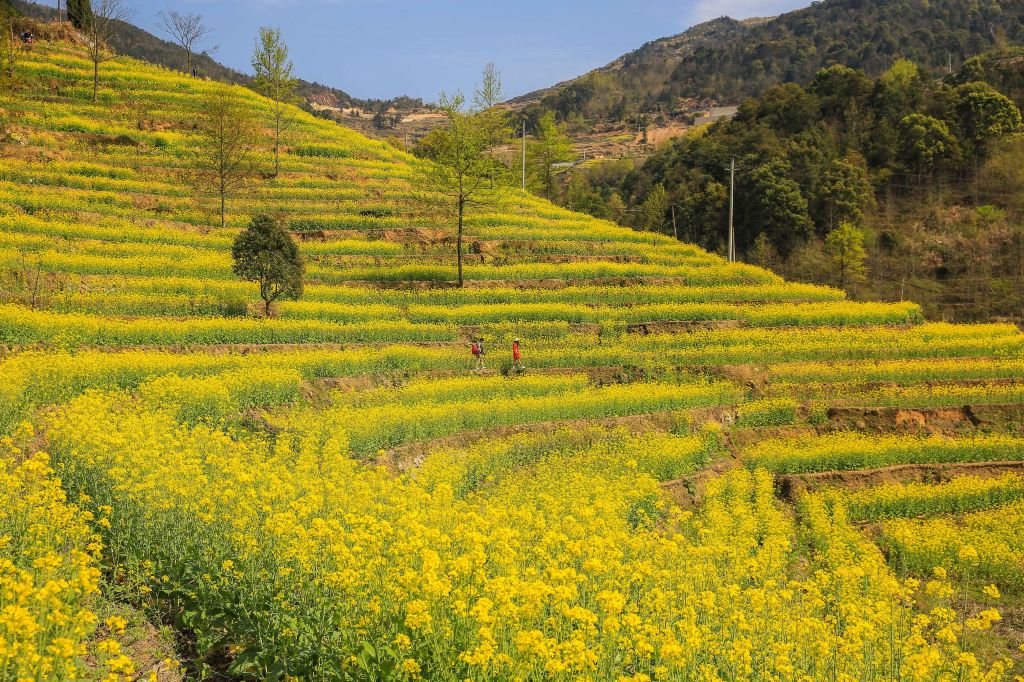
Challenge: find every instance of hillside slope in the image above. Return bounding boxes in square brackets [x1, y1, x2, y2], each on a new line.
[510, 16, 767, 113]
[2, 40, 1024, 680]
[10, 0, 421, 113]
[523, 0, 1024, 125]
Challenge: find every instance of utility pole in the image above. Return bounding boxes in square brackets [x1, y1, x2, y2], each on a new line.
[670, 205, 678, 241]
[727, 157, 736, 263]
[521, 120, 527, 190]
[947, 53, 952, 75]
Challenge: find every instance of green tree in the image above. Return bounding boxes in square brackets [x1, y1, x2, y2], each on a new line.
[897, 113, 958, 180]
[677, 178, 727, 248]
[82, 0, 132, 102]
[873, 59, 924, 122]
[231, 213, 304, 317]
[748, 232, 782, 271]
[809, 65, 872, 120]
[471, 62, 510, 155]
[606, 192, 627, 224]
[743, 161, 813, 256]
[67, 0, 91, 30]
[639, 184, 669, 233]
[752, 83, 819, 134]
[252, 26, 298, 176]
[193, 90, 261, 228]
[824, 221, 868, 291]
[414, 88, 511, 287]
[527, 111, 575, 199]
[952, 56, 986, 86]
[953, 82, 1022, 158]
[813, 157, 872, 232]
[474, 62, 503, 110]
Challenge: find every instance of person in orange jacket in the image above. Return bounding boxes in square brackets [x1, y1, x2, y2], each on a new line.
[512, 337, 524, 372]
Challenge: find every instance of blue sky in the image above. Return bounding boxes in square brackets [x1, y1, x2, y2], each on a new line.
[114, 0, 810, 101]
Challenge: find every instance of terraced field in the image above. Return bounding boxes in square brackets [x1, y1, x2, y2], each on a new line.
[3, 41, 1024, 681]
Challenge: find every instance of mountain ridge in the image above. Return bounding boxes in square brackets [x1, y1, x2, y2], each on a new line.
[508, 16, 772, 109]
[520, 0, 1024, 126]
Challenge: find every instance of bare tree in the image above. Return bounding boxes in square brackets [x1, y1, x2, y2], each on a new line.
[252, 26, 297, 176]
[83, 0, 133, 102]
[1, 18, 22, 86]
[157, 9, 213, 74]
[192, 89, 261, 227]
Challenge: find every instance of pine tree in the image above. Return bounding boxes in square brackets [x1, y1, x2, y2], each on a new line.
[67, 0, 92, 30]
[526, 111, 574, 199]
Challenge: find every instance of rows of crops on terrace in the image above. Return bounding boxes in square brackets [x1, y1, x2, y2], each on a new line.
[27, 363, 1008, 679]
[6, 46, 687, 251]
[4, 39, 1024, 680]
[731, 359, 1024, 634]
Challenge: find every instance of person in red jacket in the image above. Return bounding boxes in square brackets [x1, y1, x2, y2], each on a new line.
[471, 337, 485, 372]
[512, 337, 524, 372]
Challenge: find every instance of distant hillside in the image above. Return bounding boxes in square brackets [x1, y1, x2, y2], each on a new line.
[554, 49, 1024, 322]
[512, 16, 768, 122]
[522, 0, 1024, 126]
[10, 0, 422, 114]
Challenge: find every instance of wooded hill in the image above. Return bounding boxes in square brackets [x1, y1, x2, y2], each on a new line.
[559, 54, 1024, 322]
[519, 0, 1024, 129]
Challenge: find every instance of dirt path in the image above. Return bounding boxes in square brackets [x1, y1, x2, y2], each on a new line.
[776, 460, 1024, 499]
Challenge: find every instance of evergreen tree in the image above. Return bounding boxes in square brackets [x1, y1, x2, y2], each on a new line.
[231, 213, 304, 317]
[743, 161, 813, 256]
[527, 111, 575, 199]
[638, 184, 669, 233]
[825, 221, 868, 292]
[67, 0, 91, 30]
[897, 113, 958, 180]
[953, 82, 1022, 158]
[813, 157, 872, 232]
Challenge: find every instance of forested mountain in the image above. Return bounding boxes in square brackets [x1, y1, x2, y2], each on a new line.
[512, 16, 768, 124]
[560, 56, 1024, 321]
[9, 0, 421, 113]
[522, 0, 1024, 127]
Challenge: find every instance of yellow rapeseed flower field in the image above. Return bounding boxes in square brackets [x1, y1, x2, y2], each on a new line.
[0, 38, 1022, 680]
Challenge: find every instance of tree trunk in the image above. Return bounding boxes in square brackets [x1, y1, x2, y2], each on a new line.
[274, 113, 281, 177]
[220, 190, 226, 228]
[456, 198, 464, 288]
[92, 60, 98, 102]
[264, 297, 271, 317]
